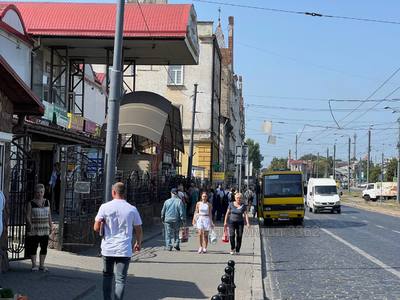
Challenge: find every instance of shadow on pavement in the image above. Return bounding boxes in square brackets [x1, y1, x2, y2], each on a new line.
[3, 260, 206, 300]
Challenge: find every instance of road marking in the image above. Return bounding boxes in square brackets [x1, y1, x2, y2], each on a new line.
[392, 230, 400, 234]
[351, 216, 358, 219]
[305, 217, 400, 280]
[362, 220, 369, 223]
[375, 225, 385, 229]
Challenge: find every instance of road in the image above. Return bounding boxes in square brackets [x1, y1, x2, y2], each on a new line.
[261, 205, 400, 300]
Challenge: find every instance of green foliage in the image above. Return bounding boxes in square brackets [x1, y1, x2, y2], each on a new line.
[245, 138, 263, 171]
[369, 165, 381, 183]
[385, 158, 398, 181]
[267, 157, 288, 171]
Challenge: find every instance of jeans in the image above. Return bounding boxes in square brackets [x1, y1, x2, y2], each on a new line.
[164, 221, 180, 248]
[102, 256, 131, 300]
[229, 221, 244, 253]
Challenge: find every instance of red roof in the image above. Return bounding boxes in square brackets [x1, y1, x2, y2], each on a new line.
[5, 2, 192, 38]
[0, 3, 32, 44]
[0, 55, 44, 115]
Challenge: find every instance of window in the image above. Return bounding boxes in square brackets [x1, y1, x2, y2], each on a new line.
[0, 142, 4, 191]
[167, 65, 184, 86]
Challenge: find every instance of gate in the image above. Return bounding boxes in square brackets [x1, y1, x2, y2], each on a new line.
[8, 135, 36, 261]
[58, 145, 103, 251]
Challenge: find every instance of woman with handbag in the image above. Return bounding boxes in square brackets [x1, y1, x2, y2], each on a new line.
[223, 192, 250, 255]
[192, 191, 214, 254]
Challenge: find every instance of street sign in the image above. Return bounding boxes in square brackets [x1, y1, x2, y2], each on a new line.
[213, 172, 225, 181]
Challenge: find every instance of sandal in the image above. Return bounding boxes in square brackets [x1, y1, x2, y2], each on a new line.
[31, 266, 39, 272]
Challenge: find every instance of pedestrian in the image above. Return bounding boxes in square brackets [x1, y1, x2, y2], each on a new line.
[25, 183, 52, 272]
[244, 186, 255, 213]
[161, 188, 186, 251]
[48, 162, 61, 213]
[192, 191, 213, 254]
[94, 182, 143, 300]
[189, 183, 199, 216]
[223, 192, 250, 255]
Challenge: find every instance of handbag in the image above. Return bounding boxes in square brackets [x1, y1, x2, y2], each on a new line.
[222, 226, 229, 243]
[209, 229, 217, 245]
[179, 227, 189, 243]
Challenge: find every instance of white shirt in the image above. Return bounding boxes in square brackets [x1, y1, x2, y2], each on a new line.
[95, 199, 142, 257]
[0, 191, 4, 237]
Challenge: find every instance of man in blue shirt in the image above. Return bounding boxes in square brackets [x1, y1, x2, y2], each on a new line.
[161, 188, 186, 251]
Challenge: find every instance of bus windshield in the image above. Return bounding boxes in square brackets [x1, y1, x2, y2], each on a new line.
[264, 174, 303, 198]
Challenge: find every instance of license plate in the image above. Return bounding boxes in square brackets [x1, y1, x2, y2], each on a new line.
[279, 213, 289, 217]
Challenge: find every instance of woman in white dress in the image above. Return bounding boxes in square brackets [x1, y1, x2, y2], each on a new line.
[192, 191, 214, 254]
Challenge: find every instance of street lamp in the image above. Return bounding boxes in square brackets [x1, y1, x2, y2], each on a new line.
[384, 106, 400, 204]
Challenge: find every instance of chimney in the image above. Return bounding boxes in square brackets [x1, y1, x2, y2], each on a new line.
[228, 16, 234, 68]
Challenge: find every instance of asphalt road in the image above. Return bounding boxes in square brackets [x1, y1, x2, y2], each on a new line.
[261, 205, 400, 300]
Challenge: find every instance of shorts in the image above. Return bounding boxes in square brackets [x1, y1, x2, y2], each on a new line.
[26, 235, 49, 256]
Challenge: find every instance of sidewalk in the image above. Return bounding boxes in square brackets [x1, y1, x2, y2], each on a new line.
[0, 220, 263, 300]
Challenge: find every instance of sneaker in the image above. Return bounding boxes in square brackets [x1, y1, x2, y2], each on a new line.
[39, 266, 48, 272]
[167, 246, 173, 251]
[230, 250, 235, 255]
[198, 247, 203, 254]
[31, 266, 39, 272]
[202, 248, 207, 253]
[174, 246, 181, 251]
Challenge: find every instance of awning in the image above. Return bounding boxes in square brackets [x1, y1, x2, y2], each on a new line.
[119, 91, 184, 152]
[0, 55, 44, 115]
[10, 2, 199, 65]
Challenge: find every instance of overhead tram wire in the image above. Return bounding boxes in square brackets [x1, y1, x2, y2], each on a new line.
[306, 65, 400, 142]
[193, 0, 400, 25]
[135, 0, 191, 98]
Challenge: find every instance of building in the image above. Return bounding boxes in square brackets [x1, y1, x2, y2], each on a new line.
[217, 16, 245, 185]
[133, 21, 221, 182]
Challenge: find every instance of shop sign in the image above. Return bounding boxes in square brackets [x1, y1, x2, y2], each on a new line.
[68, 113, 84, 131]
[42, 101, 54, 121]
[213, 172, 225, 181]
[53, 104, 69, 128]
[84, 119, 97, 134]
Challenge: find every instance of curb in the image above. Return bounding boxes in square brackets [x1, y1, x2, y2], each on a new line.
[342, 202, 400, 218]
[251, 223, 264, 300]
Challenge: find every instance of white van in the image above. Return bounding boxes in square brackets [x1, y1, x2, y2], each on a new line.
[306, 178, 341, 214]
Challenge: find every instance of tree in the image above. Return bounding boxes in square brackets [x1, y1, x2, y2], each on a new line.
[369, 165, 381, 183]
[245, 138, 263, 171]
[268, 157, 288, 171]
[385, 158, 397, 181]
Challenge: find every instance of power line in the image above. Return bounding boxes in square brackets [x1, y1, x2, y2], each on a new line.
[193, 0, 400, 25]
[247, 103, 392, 112]
[246, 95, 400, 103]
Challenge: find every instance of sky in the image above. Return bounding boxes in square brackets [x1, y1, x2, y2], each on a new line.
[168, 0, 400, 167]
[14, 0, 400, 167]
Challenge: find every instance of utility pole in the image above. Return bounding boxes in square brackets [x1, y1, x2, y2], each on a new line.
[325, 147, 329, 177]
[316, 152, 319, 178]
[353, 133, 357, 160]
[295, 134, 298, 160]
[353, 133, 357, 187]
[397, 117, 400, 203]
[367, 128, 371, 184]
[104, 0, 126, 202]
[348, 137, 351, 192]
[187, 84, 198, 182]
[381, 152, 384, 204]
[238, 144, 243, 192]
[333, 143, 336, 180]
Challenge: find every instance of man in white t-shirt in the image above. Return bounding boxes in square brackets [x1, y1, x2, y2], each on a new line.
[94, 182, 143, 300]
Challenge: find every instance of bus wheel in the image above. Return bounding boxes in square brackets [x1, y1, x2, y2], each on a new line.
[264, 218, 273, 227]
[293, 218, 304, 226]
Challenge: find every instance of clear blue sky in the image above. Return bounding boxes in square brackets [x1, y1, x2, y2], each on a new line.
[169, 0, 400, 167]
[17, 0, 400, 167]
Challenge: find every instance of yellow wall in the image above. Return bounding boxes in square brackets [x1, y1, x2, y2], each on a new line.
[180, 142, 212, 179]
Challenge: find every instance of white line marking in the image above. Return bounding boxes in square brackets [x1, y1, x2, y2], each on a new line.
[392, 230, 400, 234]
[362, 220, 369, 223]
[305, 216, 400, 280]
[375, 225, 385, 229]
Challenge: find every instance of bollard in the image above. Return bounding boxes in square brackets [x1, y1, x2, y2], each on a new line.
[211, 295, 222, 300]
[225, 265, 235, 299]
[227, 260, 236, 287]
[217, 283, 228, 300]
[221, 274, 233, 300]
